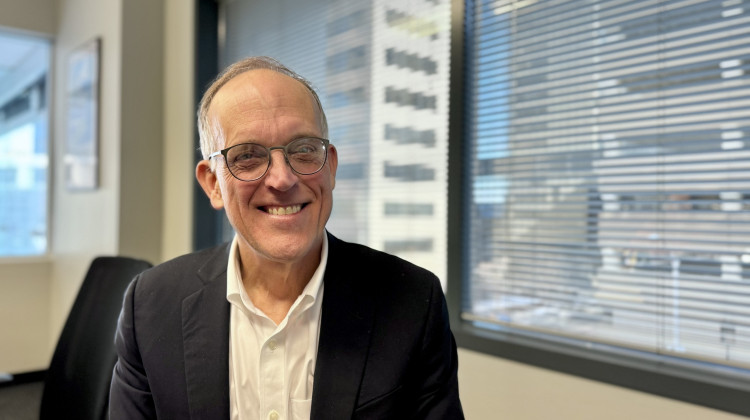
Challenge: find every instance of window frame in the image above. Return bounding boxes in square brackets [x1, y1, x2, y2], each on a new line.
[446, 0, 750, 416]
[193, 0, 226, 251]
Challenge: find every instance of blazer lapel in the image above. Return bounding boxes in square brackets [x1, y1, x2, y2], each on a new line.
[311, 234, 376, 419]
[182, 248, 231, 420]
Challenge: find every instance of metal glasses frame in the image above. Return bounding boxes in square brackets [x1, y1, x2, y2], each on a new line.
[208, 137, 331, 181]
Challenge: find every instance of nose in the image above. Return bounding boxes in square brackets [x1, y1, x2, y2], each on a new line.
[263, 149, 298, 191]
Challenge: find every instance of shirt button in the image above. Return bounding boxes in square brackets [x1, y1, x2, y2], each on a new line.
[269, 410, 280, 420]
[268, 340, 278, 351]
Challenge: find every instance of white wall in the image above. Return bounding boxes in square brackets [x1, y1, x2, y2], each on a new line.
[48, 0, 169, 349]
[0, 0, 57, 35]
[0, 260, 51, 372]
[49, 0, 125, 349]
[161, 0, 195, 261]
[458, 348, 747, 419]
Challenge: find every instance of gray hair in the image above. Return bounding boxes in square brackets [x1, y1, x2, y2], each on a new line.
[197, 56, 329, 161]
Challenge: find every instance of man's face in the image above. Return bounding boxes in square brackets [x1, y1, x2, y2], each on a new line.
[201, 69, 337, 265]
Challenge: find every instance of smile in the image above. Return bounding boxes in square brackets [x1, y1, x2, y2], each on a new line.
[265, 204, 303, 215]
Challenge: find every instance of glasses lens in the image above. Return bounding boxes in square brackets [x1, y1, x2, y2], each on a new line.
[286, 138, 327, 175]
[225, 143, 269, 181]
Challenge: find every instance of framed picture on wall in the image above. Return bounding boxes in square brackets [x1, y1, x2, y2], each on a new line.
[64, 37, 100, 190]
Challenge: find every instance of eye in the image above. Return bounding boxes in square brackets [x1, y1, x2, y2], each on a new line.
[294, 145, 316, 154]
[288, 138, 322, 155]
[227, 144, 268, 169]
[234, 150, 265, 161]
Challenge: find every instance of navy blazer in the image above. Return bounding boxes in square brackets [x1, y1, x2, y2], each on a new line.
[109, 233, 463, 419]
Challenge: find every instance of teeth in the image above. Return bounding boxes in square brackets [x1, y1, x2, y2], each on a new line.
[268, 205, 302, 215]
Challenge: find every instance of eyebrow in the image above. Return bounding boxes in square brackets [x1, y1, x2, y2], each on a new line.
[236, 134, 326, 145]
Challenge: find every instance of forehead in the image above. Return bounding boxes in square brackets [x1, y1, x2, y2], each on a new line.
[210, 69, 317, 118]
[206, 69, 322, 145]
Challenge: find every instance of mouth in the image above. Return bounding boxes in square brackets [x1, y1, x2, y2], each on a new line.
[261, 203, 305, 215]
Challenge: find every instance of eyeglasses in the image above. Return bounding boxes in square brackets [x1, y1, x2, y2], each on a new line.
[208, 137, 331, 182]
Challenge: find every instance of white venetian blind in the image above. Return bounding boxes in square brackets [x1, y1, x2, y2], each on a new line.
[464, 0, 750, 373]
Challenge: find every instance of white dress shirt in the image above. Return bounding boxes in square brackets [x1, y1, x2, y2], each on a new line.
[226, 234, 327, 420]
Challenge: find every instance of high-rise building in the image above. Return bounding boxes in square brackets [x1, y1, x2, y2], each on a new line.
[221, 0, 452, 285]
[323, 0, 452, 284]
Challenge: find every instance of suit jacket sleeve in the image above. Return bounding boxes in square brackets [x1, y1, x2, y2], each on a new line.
[109, 276, 157, 419]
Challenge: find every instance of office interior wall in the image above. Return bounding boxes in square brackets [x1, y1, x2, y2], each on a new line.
[117, 0, 165, 262]
[458, 348, 747, 419]
[48, 0, 184, 364]
[49, 0, 125, 355]
[0, 261, 50, 372]
[160, 0, 195, 261]
[0, 0, 57, 35]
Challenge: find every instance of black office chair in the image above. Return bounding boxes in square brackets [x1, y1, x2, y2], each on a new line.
[39, 256, 152, 420]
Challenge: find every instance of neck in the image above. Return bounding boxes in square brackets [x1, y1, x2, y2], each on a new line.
[236, 239, 323, 324]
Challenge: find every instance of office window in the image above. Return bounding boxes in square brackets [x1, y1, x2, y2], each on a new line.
[384, 202, 433, 216]
[385, 48, 438, 75]
[385, 124, 437, 147]
[327, 46, 367, 74]
[384, 161, 435, 182]
[384, 238, 433, 254]
[217, 0, 452, 282]
[461, 0, 750, 414]
[328, 87, 367, 108]
[0, 31, 50, 257]
[384, 86, 437, 110]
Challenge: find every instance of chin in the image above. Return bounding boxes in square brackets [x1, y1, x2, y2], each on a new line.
[254, 232, 321, 263]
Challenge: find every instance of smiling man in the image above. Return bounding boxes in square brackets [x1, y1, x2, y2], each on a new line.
[109, 56, 464, 420]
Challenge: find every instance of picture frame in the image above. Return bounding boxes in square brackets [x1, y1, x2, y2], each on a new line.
[64, 37, 100, 190]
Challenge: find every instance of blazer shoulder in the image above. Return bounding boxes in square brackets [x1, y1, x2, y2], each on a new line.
[133, 242, 230, 297]
[328, 233, 440, 293]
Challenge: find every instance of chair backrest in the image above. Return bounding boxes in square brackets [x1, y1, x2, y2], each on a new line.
[40, 256, 152, 420]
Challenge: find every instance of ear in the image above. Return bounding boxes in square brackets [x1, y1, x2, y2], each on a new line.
[196, 160, 224, 210]
[327, 144, 338, 190]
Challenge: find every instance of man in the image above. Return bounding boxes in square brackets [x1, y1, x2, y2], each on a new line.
[109, 56, 463, 419]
